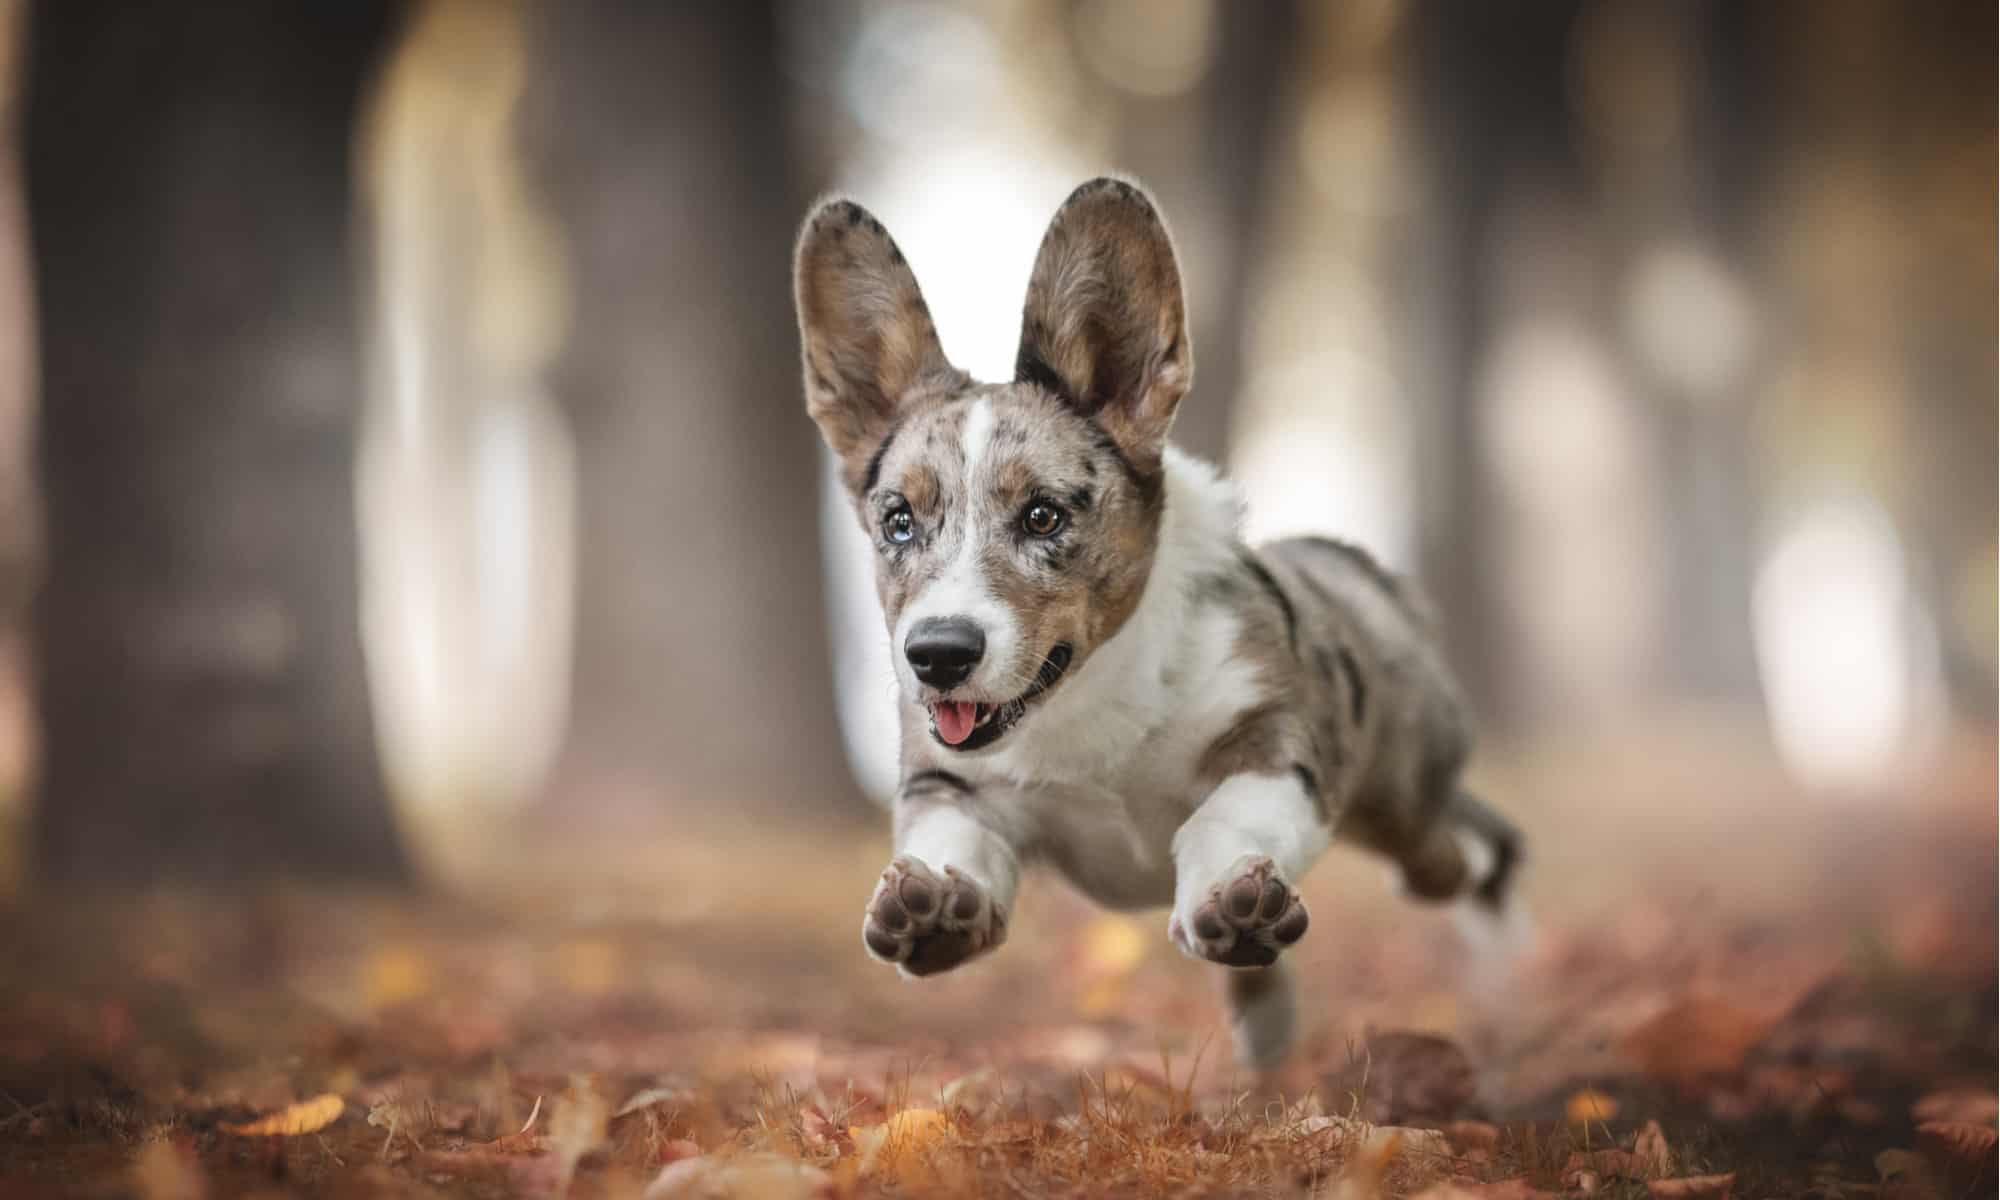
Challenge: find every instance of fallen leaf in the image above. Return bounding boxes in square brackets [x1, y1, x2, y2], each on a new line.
[1647, 1173, 1736, 1199]
[1078, 914, 1147, 973]
[1378, 1125, 1453, 1161]
[1288, 1113, 1366, 1152]
[1634, 1119, 1673, 1175]
[1916, 1121, 1997, 1190]
[1565, 1149, 1641, 1184]
[658, 1139, 702, 1165]
[1564, 1088, 1620, 1126]
[132, 1138, 206, 1200]
[937, 1068, 995, 1110]
[1412, 1183, 1556, 1200]
[556, 938, 623, 997]
[1074, 915, 1148, 1015]
[850, 1107, 949, 1173]
[477, 1093, 549, 1154]
[549, 1077, 610, 1188]
[1325, 1032, 1478, 1123]
[1443, 1120, 1501, 1156]
[1912, 1087, 1999, 1127]
[615, 1086, 692, 1119]
[1623, 998, 1772, 1085]
[1463, 1182, 1556, 1199]
[1876, 1148, 1926, 1179]
[644, 1154, 831, 1200]
[366, 1100, 420, 1158]
[476, 1131, 550, 1156]
[222, 1094, 345, 1137]
[363, 945, 433, 1008]
[1332, 1126, 1402, 1199]
[797, 1106, 848, 1156]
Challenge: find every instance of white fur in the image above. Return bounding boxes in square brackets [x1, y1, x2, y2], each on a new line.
[882, 449, 1341, 1069]
[891, 398, 1022, 695]
[897, 801, 1022, 914]
[1169, 771, 1330, 934]
[982, 448, 1249, 786]
[898, 449, 1329, 914]
[1226, 960, 1297, 1073]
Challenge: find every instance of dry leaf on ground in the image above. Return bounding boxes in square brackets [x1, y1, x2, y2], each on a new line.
[1564, 1088, 1620, 1126]
[1565, 1148, 1642, 1184]
[1325, 1032, 1477, 1123]
[644, 1154, 832, 1200]
[1623, 998, 1773, 1085]
[1648, 1176, 1744, 1192]
[1915, 1120, 1997, 1189]
[1443, 1120, 1501, 1156]
[550, 1078, 610, 1187]
[850, 1107, 950, 1174]
[1647, 1172, 1736, 1198]
[1413, 1178, 1555, 1199]
[131, 1139, 206, 1200]
[1912, 1087, 1999, 1126]
[1634, 1118, 1672, 1174]
[220, 1093, 344, 1136]
[615, 1086, 693, 1119]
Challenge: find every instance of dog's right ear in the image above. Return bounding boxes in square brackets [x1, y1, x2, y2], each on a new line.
[794, 199, 962, 490]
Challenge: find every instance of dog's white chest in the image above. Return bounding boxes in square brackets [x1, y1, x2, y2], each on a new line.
[1007, 748, 1204, 909]
[975, 623, 1269, 909]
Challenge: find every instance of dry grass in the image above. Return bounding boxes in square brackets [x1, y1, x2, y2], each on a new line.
[0, 726, 1992, 1197]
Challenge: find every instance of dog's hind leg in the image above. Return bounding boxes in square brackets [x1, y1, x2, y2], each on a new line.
[1396, 790, 1523, 911]
[1224, 958, 1297, 1072]
[1443, 790, 1522, 910]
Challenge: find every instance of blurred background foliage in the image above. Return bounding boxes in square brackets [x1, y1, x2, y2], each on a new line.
[0, 0, 1989, 893]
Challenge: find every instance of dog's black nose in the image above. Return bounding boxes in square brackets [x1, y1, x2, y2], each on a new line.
[905, 618, 985, 689]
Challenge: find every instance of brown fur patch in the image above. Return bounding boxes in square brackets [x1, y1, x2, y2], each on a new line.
[1196, 703, 1304, 788]
[1016, 178, 1191, 478]
[794, 198, 969, 488]
[851, 385, 1167, 698]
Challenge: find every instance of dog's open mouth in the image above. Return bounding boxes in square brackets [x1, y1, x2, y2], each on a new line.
[928, 643, 1072, 753]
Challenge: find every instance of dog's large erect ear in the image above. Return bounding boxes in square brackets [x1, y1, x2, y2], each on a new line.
[1015, 178, 1191, 473]
[795, 199, 962, 488]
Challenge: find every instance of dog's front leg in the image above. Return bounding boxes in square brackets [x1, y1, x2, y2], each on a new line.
[1169, 771, 1330, 967]
[863, 772, 1021, 978]
[1171, 771, 1332, 1069]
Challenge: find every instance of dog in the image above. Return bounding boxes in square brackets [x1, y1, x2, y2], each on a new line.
[793, 177, 1522, 1070]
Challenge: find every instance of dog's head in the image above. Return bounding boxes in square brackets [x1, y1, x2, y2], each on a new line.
[795, 178, 1192, 753]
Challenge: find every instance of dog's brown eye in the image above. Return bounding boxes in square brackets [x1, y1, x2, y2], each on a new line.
[884, 507, 915, 544]
[1021, 501, 1065, 538]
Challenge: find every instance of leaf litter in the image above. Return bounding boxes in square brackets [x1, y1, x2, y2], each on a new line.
[0, 739, 1993, 1197]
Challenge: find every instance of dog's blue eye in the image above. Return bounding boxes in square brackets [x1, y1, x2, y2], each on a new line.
[884, 508, 915, 544]
[1022, 501, 1065, 538]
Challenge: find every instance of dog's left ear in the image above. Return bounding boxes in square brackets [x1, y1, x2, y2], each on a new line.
[1015, 178, 1191, 475]
[795, 198, 964, 490]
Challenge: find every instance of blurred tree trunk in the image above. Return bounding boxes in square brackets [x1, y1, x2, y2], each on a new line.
[524, 2, 861, 821]
[1108, 0, 1301, 466]
[1405, 1, 1581, 722]
[27, 2, 410, 885]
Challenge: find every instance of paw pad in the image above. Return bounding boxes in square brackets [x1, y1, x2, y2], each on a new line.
[863, 857, 1004, 977]
[1173, 856, 1309, 968]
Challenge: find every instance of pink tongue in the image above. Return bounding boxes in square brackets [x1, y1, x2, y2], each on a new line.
[934, 701, 978, 745]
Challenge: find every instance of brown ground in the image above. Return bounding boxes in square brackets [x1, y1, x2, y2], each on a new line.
[0, 721, 1993, 1198]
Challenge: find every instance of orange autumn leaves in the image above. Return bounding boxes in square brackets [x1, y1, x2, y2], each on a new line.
[219, 1093, 345, 1136]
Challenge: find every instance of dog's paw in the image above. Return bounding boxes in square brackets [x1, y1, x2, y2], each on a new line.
[862, 856, 1006, 977]
[1169, 855, 1309, 967]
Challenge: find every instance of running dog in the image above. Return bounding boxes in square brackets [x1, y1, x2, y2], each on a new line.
[793, 177, 1522, 1069]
